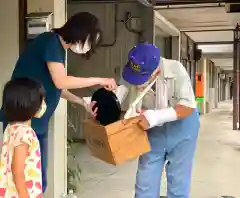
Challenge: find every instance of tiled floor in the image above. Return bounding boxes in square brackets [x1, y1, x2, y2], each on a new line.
[74, 101, 240, 198]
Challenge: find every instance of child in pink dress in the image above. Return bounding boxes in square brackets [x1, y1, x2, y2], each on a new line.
[0, 78, 46, 198]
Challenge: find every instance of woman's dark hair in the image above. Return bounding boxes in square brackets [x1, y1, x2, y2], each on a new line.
[2, 78, 45, 122]
[54, 12, 102, 54]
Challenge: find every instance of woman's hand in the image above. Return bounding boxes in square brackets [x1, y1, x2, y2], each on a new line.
[98, 78, 117, 91]
[83, 101, 98, 117]
[61, 90, 98, 117]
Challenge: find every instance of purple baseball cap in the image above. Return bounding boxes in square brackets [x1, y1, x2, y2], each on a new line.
[122, 43, 160, 85]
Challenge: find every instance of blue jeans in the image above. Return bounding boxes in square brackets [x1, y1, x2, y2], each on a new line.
[37, 134, 48, 193]
[31, 118, 49, 193]
[135, 109, 200, 198]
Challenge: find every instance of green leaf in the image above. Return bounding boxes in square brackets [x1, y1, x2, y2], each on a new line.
[67, 113, 82, 191]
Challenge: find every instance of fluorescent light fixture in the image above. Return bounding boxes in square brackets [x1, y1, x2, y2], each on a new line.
[138, 0, 152, 7]
[198, 44, 233, 54]
[156, 3, 225, 9]
[211, 58, 233, 68]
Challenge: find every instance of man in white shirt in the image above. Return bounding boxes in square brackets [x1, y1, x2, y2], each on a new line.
[116, 43, 200, 198]
[84, 43, 200, 198]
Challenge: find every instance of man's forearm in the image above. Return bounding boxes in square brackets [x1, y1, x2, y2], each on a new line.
[143, 105, 194, 129]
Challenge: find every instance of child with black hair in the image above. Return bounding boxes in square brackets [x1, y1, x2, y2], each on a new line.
[0, 78, 45, 198]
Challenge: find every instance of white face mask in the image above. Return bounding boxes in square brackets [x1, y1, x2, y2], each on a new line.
[70, 33, 100, 54]
[35, 101, 47, 118]
[70, 42, 91, 54]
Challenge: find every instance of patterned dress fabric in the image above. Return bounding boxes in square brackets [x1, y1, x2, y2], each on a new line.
[0, 124, 42, 198]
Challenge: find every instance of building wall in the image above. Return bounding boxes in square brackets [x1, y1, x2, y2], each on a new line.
[67, 3, 138, 82]
[172, 36, 180, 60]
[27, 0, 53, 13]
[140, 6, 154, 43]
[197, 57, 230, 114]
[155, 35, 166, 57]
[0, 0, 19, 136]
[67, 2, 151, 138]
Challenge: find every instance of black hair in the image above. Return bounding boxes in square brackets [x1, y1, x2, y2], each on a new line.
[2, 78, 45, 122]
[54, 12, 102, 55]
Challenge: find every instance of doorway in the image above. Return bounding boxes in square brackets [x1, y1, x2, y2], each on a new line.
[18, 0, 27, 54]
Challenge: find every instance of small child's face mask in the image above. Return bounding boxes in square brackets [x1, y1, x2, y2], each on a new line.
[35, 100, 47, 118]
[136, 68, 160, 91]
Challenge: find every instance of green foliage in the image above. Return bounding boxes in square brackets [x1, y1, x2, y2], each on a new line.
[67, 112, 82, 194]
[67, 138, 81, 193]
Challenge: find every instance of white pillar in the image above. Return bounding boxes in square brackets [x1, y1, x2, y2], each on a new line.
[214, 66, 219, 108]
[46, 0, 67, 197]
[46, 101, 67, 198]
[28, 0, 67, 197]
[203, 58, 207, 114]
[225, 80, 229, 100]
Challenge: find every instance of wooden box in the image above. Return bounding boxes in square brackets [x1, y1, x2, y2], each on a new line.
[82, 116, 150, 166]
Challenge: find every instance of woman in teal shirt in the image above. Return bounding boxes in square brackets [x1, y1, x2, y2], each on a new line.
[1, 12, 116, 192]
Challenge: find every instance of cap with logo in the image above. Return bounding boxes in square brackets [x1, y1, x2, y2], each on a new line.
[122, 43, 160, 85]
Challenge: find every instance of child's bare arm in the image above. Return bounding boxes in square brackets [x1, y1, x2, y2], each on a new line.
[12, 144, 30, 198]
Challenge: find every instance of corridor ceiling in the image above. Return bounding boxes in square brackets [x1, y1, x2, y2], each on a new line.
[156, 2, 240, 70]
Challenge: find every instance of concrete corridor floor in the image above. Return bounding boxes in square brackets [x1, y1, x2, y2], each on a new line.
[75, 101, 240, 198]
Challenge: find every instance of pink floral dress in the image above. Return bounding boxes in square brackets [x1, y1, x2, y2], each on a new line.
[0, 124, 42, 198]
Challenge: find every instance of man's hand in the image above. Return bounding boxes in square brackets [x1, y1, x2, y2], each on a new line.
[174, 104, 194, 120]
[121, 109, 150, 130]
[137, 115, 150, 130]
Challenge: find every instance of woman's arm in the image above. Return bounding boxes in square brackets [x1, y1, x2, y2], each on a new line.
[61, 90, 96, 116]
[61, 89, 85, 105]
[75, 84, 129, 106]
[12, 144, 30, 198]
[47, 62, 116, 90]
